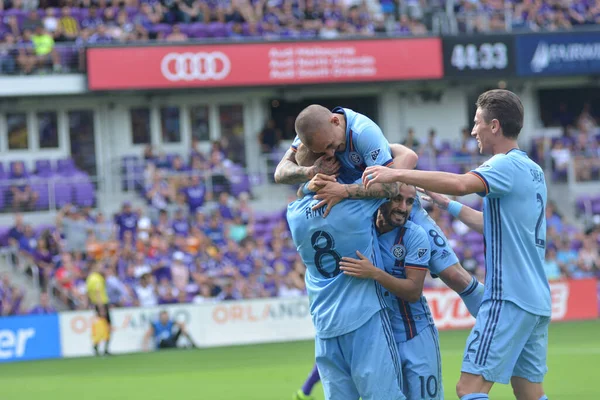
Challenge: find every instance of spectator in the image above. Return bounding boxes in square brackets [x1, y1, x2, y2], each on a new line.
[543, 247, 562, 280]
[23, 10, 42, 32]
[258, 119, 282, 153]
[165, 24, 188, 42]
[171, 251, 190, 293]
[0, 34, 18, 74]
[9, 162, 39, 211]
[57, 6, 79, 41]
[56, 205, 89, 258]
[135, 272, 158, 307]
[29, 292, 56, 314]
[8, 214, 25, 248]
[402, 128, 420, 150]
[30, 25, 61, 72]
[43, 8, 59, 36]
[81, 5, 103, 30]
[114, 202, 139, 241]
[106, 265, 132, 307]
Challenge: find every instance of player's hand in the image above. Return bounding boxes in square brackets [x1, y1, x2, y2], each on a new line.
[307, 173, 336, 192]
[417, 187, 450, 211]
[339, 251, 379, 279]
[311, 180, 345, 218]
[311, 155, 340, 177]
[362, 166, 401, 189]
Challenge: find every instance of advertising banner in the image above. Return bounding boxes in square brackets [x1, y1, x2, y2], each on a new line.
[516, 32, 600, 76]
[56, 279, 597, 358]
[199, 296, 315, 347]
[0, 314, 61, 363]
[442, 35, 516, 78]
[86, 38, 443, 91]
[59, 303, 201, 357]
[425, 278, 598, 330]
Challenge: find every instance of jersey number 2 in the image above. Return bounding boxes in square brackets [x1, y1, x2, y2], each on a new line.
[535, 193, 546, 248]
[311, 230, 342, 278]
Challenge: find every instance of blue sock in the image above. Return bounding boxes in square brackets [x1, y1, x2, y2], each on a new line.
[539, 396, 548, 400]
[459, 276, 485, 317]
[460, 394, 489, 400]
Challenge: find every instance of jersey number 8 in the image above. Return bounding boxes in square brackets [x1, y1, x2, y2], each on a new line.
[311, 230, 342, 278]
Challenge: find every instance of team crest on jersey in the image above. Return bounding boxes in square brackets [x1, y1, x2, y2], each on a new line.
[370, 148, 380, 161]
[392, 244, 406, 260]
[417, 248, 428, 259]
[349, 151, 363, 165]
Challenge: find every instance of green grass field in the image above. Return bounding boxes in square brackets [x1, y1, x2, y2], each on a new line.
[0, 320, 597, 400]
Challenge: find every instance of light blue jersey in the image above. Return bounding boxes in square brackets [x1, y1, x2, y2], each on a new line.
[469, 148, 551, 316]
[409, 196, 460, 276]
[287, 195, 388, 339]
[378, 221, 433, 343]
[291, 107, 394, 184]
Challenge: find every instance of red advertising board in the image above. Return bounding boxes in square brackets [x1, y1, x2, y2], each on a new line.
[86, 38, 443, 91]
[424, 278, 598, 331]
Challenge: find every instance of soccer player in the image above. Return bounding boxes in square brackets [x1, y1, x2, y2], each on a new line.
[363, 89, 551, 400]
[86, 261, 112, 356]
[274, 105, 418, 206]
[339, 184, 441, 400]
[287, 145, 405, 400]
[142, 310, 197, 351]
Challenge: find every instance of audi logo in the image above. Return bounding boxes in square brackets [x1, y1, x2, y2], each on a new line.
[160, 52, 231, 82]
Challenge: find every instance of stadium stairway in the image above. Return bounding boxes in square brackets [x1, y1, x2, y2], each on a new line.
[0, 252, 66, 312]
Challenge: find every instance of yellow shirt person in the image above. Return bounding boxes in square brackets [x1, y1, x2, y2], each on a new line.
[86, 271, 108, 305]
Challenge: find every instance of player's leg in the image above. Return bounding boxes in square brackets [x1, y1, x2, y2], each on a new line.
[511, 315, 550, 400]
[398, 325, 444, 400]
[103, 304, 112, 355]
[458, 300, 536, 399]
[315, 335, 359, 400]
[349, 310, 405, 400]
[293, 363, 320, 400]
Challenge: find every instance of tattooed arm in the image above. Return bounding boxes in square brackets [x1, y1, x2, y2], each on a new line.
[274, 149, 341, 185]
[274, 149, 315, 185]
[342, 181, 402, 199]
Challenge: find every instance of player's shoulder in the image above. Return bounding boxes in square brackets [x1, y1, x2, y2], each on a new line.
[405, 220, 427, 238]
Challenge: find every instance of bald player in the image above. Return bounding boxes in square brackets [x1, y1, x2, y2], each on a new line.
[275, 105, 418, 215]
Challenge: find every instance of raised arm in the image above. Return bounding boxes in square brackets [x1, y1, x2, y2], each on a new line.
[419, 188, 484, 234]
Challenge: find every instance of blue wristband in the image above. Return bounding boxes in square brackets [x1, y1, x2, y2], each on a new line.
[302, 182, 312, 195]
[448, 200, 463, 217]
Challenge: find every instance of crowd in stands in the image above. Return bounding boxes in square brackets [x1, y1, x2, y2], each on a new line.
[533, 102, 600, 182]
[1, 0, 600, 74]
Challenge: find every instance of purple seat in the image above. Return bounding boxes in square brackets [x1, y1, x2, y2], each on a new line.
[29, 178, 50, 210]
[150, 24, 172, 35]
[208, 22, 230, 38]
[34, 159, 53, 177]
[0, 162, 5, 180]
[53, 180, 72, 208]
[73, 181, 95, 207]
[189, 23, 208, 38]
[56, 158, 76, 174]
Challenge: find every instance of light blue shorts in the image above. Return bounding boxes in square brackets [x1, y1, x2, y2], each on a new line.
[398, 325, 444, 400]
[315, 310, 405, 400]
[461, 300, 550, 384]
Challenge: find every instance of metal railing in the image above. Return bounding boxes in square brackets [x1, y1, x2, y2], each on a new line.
[0, 174, 100, 214]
